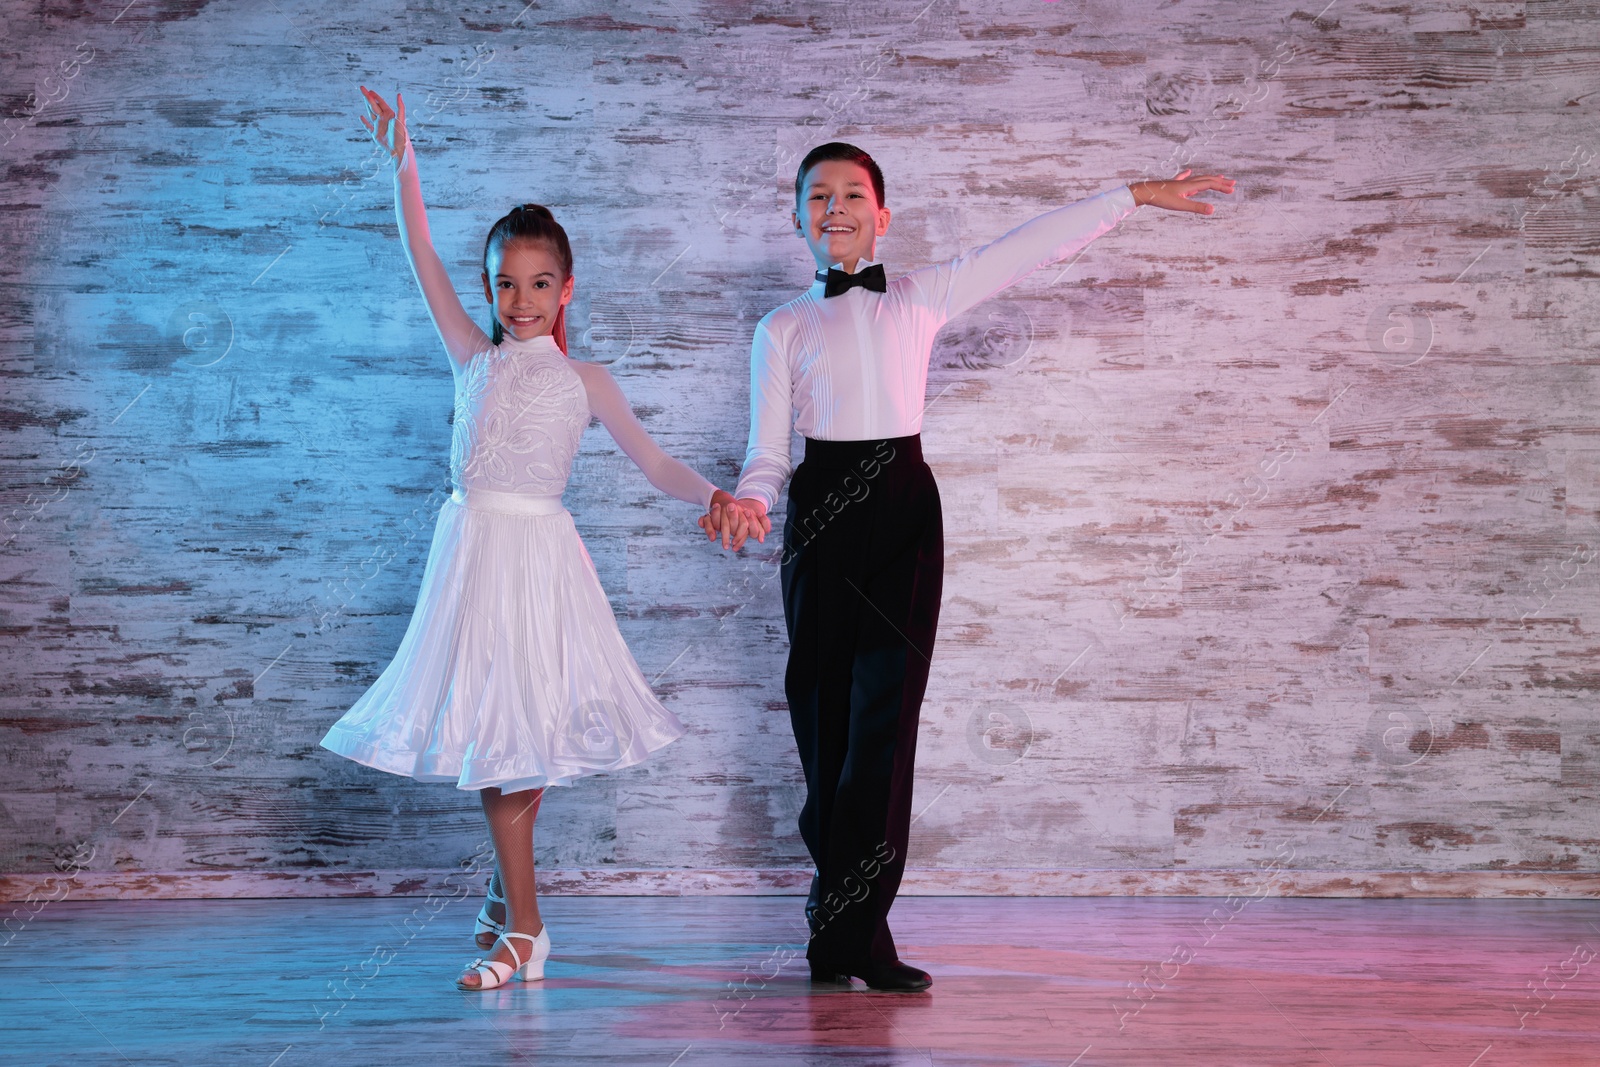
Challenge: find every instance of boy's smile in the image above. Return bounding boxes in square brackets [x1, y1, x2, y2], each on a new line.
[793, 159, 892, 275]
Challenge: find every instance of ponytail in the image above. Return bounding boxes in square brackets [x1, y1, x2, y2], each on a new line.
[483, 203, 574, 354]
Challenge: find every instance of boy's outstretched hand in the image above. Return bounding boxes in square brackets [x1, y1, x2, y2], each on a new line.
[698, 492, 770, 552]
[1129, 169, 1235, 214]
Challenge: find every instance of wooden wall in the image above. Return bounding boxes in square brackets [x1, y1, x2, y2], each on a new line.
[2, 0, 1597, 894]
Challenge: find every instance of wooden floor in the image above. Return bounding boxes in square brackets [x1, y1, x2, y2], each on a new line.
[2, 895, 1597, 1066]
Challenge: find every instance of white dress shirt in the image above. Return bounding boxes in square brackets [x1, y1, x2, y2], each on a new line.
[734, 185, 1140, 510]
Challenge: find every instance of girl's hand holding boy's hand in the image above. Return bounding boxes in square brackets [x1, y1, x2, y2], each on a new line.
[700, 490, 743, 551]
[359, 85, 408, 164]
[699, 492, 769, 552]
[1129, 169, 1235, 214]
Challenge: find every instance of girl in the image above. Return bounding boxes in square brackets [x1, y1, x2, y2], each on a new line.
[320, 87, 744, 990]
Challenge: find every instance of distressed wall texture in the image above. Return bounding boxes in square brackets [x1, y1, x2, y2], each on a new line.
[1, 0, 1597, 891]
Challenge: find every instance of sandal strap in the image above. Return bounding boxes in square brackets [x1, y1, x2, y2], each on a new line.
[463, 955, 515, 986]
[474, 882, 507, 936]
[498, 930, 537, 966]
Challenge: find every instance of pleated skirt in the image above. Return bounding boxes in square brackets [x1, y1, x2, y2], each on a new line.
[319, 486, 686, 792]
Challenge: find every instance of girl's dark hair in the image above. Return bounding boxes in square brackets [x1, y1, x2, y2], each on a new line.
[794, 142, 886, 208]
[482, 203, 574, 349]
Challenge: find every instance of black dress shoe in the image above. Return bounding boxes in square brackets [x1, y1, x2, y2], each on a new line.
[809, 958, 931, 991]
[808, 962, 852, 984]
[853, 960, 931, 992]
[804, 872, 821, 934]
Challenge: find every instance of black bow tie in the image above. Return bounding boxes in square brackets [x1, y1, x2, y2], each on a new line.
[817, 263, 887, 298]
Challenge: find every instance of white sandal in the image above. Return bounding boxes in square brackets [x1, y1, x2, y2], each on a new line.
[456, 928, 550, 990]
[474, 881, 507, 947]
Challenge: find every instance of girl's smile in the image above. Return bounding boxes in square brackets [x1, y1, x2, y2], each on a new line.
[481, 239, 573, 343]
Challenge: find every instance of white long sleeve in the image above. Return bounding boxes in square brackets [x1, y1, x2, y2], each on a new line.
[901, 184, 1139, 323]
[393, 142, 492, 368]
[733, 184, 1139, 511]
[735, 315, 794, 514]
[574, 362, 718, 510]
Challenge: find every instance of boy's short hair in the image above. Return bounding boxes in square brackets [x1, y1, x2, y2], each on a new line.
[794, 142, 886, 208]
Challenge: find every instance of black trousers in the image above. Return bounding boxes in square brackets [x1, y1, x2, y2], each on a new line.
[781, 433, 943, 969]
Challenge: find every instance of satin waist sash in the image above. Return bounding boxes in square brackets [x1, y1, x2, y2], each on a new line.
[451, 486, 567, 516]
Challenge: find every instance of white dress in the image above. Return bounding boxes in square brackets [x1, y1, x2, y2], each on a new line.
[320, 144, 715, 793]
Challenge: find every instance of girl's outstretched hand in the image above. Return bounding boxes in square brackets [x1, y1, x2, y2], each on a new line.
[1130, 169, 1235, 214]
[359, 85, 408, 163]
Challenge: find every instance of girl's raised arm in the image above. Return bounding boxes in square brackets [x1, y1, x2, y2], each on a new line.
[361, 86, 490, 368]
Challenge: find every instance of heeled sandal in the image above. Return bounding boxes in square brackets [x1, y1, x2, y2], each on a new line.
[456, 927, 550, 990]
[474, 882, 507, 947]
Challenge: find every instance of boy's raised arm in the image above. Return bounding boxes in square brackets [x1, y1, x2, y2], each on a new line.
[906, 169, 1233, 325]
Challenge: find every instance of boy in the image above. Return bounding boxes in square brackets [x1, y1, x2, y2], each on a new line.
[709, 144, 1232, 990]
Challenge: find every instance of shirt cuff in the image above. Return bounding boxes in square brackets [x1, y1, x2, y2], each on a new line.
[732, 480, 774, 513]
